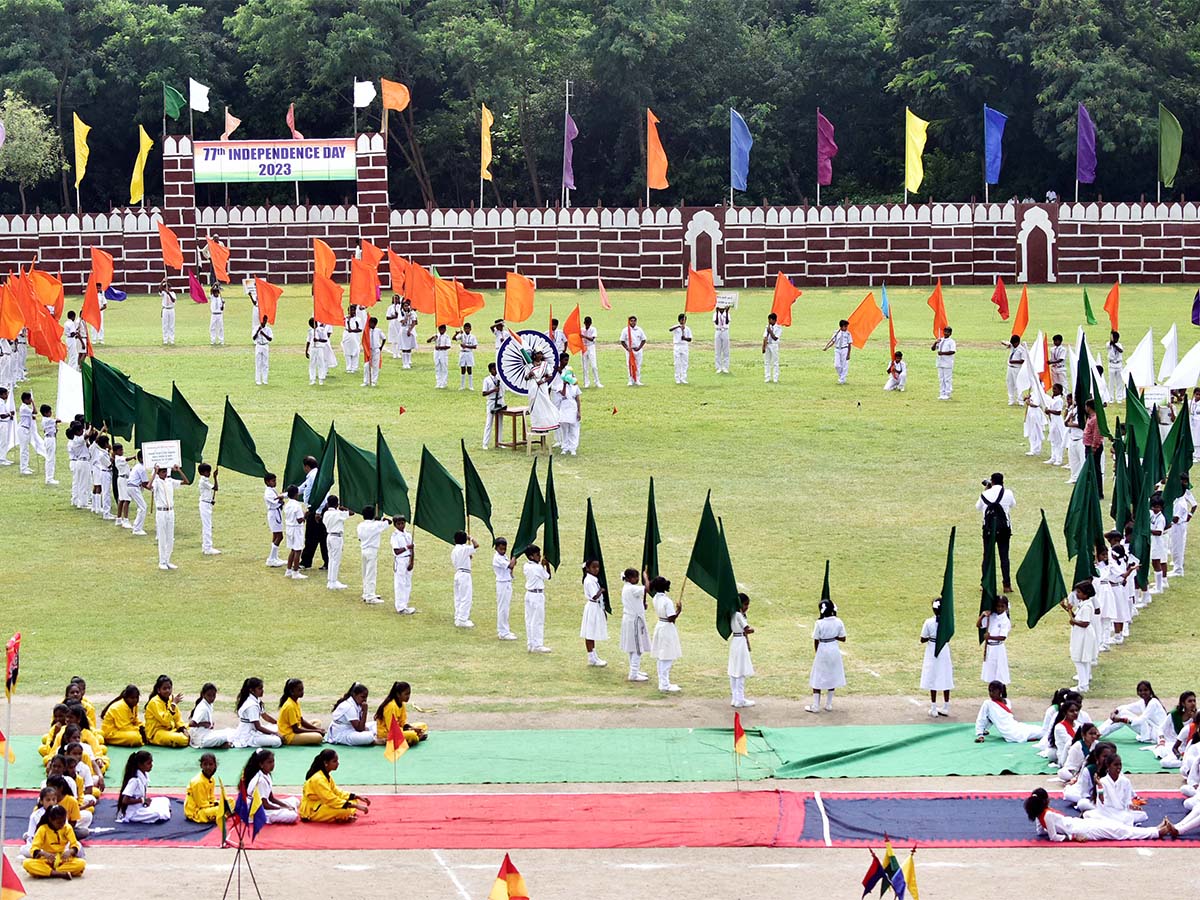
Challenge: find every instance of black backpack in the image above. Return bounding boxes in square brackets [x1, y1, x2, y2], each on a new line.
[981, 488, 1008, 533]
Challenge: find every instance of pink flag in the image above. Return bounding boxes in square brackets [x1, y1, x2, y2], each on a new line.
[817, 108, 838, 187]
[188, 269, 208, 304]
[221, 109, 242, 141]
[598, 277, 612, 310]
[286, 103, 304, 140]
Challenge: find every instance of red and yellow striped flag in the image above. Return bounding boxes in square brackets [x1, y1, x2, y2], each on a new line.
[488, 854, 529, 900]
[0, 727, 15, 764]
[1, 853, 26, 900]
[733, 712, 748, 756]
[384, 716, 408, 763]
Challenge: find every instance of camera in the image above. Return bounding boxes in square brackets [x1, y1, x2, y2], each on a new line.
[981, 479, 992, 488]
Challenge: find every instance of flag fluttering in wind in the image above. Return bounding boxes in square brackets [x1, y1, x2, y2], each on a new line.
[642, 477, 661, 579]
[4, 632, 18, 700]
[162, 82, 186, 120]
[188, 269, 208, 304]
[189, 78, 210, 114]
[1191, 290, 1200, 327]
[904, 107, 929, 193]
[412, 445, 466, 545]
[1012, 286, 1029, 338]
[255, 278, 281, 325]
[313, 238, 336, 279]
[1104, 282, 1120, 330]
[1160, 103, 1183, 189]
[983, 104, 1008, 185]
[730, 107, 752, 192]
[733, 712, 748, 756]
[927, 279, 948, 339]
[504, 272, 535, 323]
[646, 108, 669, 190]
[129, 125, 154, 205]
[1077, 103, 1097, 185]
[684, 268, 717, 313]
[72, 113, 90, 189]
[354, 80, 377, 108]
[381, 79, 410, 112]
[860, 850, 886, 897]
[313, 273, 344, 327]
[208, 238, 231, 283]
[1, 853, 27, 900]
[1083, 286, 1097, 326]
[480, 103, 494, 182]
[598, 277, 612, 310]
[583, 498, 610, 612]
[488, 854, 529, 900]
[991, 277, 1010, 320]
[1016, 510, 1067, 628]
[221, 108, 242, 141]
[216, 397, 268, 478]
[384, 714, 408, 762]
[935, 527, 955, 656]
[770, 272, 801, 326]
[846, 292, 883, 349]
[817, 108, 838, 186]
[157, 221, 183, 271]
[286, 103, 304, 140]
[462, 439, 494, 535]
[562, 112, 578, 191]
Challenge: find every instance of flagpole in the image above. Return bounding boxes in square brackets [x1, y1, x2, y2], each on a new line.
[733, 745, 741, 792]
[563, 79, 571, 209]
[0, 693, 12, 870]
[1075, 179, 1079, 203]
[189, 105, 194, 141]
[480, 177, 484, 210]
[816, 182, 820, 206]
[353, 79, 358, 136]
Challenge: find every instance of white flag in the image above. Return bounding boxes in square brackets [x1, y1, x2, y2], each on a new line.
[1125, 328, 1155, 389]
[56, 362, 85, 422]
[1160, 324, 1179, 383]
[189, 78, 211, 114]
[354, 80, 377, 108]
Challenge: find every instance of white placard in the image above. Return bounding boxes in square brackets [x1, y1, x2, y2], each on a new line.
[142, 439, 182, 470]
[1144, 385, 1170, 408]
[716, 291, 739, 309]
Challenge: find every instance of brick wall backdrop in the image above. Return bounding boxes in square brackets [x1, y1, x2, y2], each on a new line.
[1, 134, 1198, 293]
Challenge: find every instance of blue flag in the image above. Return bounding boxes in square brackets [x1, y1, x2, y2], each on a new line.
[983, 105, 1008, 185]
[730, 108, 753, 192]
[880, 283, 890, 319]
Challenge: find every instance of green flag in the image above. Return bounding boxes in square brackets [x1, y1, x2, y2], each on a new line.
[1143, 404, 1166, 491]
[170, 382, 208, 482]
[215, 396, 268, 478]
[1110, 422, 1131, 531]
[377, 428, 411, 520]
[685, 490, 721, 599]
[1125, 376, 1151, 454]
[134, 386, 172, 450]
[1160, 102, 1183, 188]
[1064, 452, 1104, 560]
[81, 360, 94, 423]
[1015, 511, 1067, 628]
[1131, 464, 1153, 591]
[935, 527, 955, 655]
[979, 522, 998, 644]
[312, 423, 336, 512]
[334, 433, 377, 513]
[163, 82, 186, 120]
[1074, 336, 1093, 444]
[641, 477, 662, 579]
[1162, 398, 1195, 513]
[583, 498, 610, 613]
[92, 357, 138, 439]
[284, 414, 326, 489]
[512, 460, 545, 556]
[413, 445, 465, 544]
[1162, 396, 1190, 476]
[460, 439, 492, 535]
[1083, 287, 1097, 326]
[820, 559, 830, 601]
[543, 456, 561, 570]
[715, 517, 740, 640]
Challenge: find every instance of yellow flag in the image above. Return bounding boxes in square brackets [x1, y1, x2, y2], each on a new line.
[480, 103, 494, 181]
[73, 113, 91, 189]
[905, 107, 929, 194]
[901, 851, 919, 900]
[129, 125, 154, 205]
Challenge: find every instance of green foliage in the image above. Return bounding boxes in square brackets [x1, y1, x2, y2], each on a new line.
[0, 89, 65, 211]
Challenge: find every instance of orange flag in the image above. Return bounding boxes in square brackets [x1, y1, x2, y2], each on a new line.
[1104, 282, 1120, 330]
[313, 238, 336, 279]
[89, 247, 114, 290]
[456, 281, 485, 321]
[1012, 286, 1030, 338]
[407, 262, 436, 314]
[388, 253, 408, 295]
[846, 292, 884, 349]
[488, 854, 528, 900]
[1, 851, 27, 900]
[0, 285, 23, 340]
[360, 239, 385, 271]
[207, 238, 231, 283]
[81, 274, 102, 332]
[15, 278, 64, 363]
[1040, 333, 1053, 392]
[563, 304, 585, 355]
[29, 269, 65, 319]
[684, 268, 717, 313]
[255, 278, 282, 325]
[384, 715, 408, 763]
[770, 272, 802, 326]
[157, 221, 183, 271]
[504, 272, 535, 323]
[598, 277, 612, 310]
[927, 278, 948, 339]
[435, 277, 462, 327]
[349, 258, 379, 308]
[888, 306, 898, 367]
[381, 79, 411, 112]
[313, 273, 344, 327]
[646, 108, 669, 190]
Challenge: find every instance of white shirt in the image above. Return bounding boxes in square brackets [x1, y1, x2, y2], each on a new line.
[17, 403, 33, 429]
[672, 325, 692, 347]
[128, 462, 147, 488]
[1008, 345, 1027, 366]
[41, 416, 57, 439]
[976, 484, 1016, 527]
[161, 289, 177, 309]
[198, 476, 216, 504]
[582, 325, 597, 348]
[493, 552, 512, 583]
[151, 477, 176, 511]
[832, 330, 852, 350]
[524, 560, 550, 592]
[283, 498, 305, 530]
[386, 303, 401, 321]
[322, 508, 350, 535]
[713, 309, 731, 331]
[114, 455, 129, 479]
[622, 325, 646, 350]
[483, 374, 506, 411]
[763, 323, 781, 343]
[254, 324, 273, 345]
[390, 528, 413, 562]
[458, 333, 478, 351]
[1049, 345, 1067, 368]
[191, 698, 217, 729]
[935, 337, 957, 368]
[264, 486, 283, 515]
[450, 543, 475, 571]
[1108, 343, 1123, 367]
[356, 519, 391, 552]
[434, 332, 452, 351]
[211, 294, 225, 314]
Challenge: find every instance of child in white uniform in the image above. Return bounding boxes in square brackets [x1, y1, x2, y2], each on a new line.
[884, 352, 906, 391]
[649, 577, 682, 692]
[450, 531, 478, 627]
[209, 286, 225, 345]
[386, 296, 403, 357]
[306, 318, 330, 385]
[363, 316, 384, 387]
[977, 596, 1011, 685]
[975, 681, 1041, 742]
[40, 404, 59, 484]
[808, 599, 847, 712]
[519, 545, 553, 653]
[620, 317, 646, 386]
[1099, 680, 1167, 742]
[455, 322, 478, 390]
[356, 506, 392, 604]
[113, 443, 131, 527]
[619, 568, 651, 682]
[283, 486, 307, 579]
[1170, 477, 1192, 577]
[187, 683, 235, 749]
[728, 594, 755, 708]
[762, 313, 781, 382]
[919, 598, 954, 717]
[342, 305, 363, 373]
[580, 559, 609, 667]
[324, 684, 380, 746]
[150, 464, 188, 571]
[556, 371, 581, 455]
[116, 751, 172, 823]
[390, 515, 416, 614]
[1066, 581, 1099, 692]
[581, 316, 602, 387]
[1023, 388, 1046, 455]
[253, 317, 272, 385]
[713, 307, 731, 373]
[934, 326, 956, 399]
[160, 281, 177, 345]
[824, 320, 851, 384]
[1150, 497, 1169, 593]
[1046, 384, 1066, 465]
[0, 388, 12, 466]
[197, 463, 220, 555]
[321, 496, 353, 590]
[670, 314, 692, 384]
[127, 451, 148, 534]
[233, 678, 281, 748]
[1090, 755, 1146, 824]
[482, 362, 506, 450]
[428, 325, 451, 388]
[493, 538, 517, 640]
[16, 391, 35, 474]
[263, 474, 285, 567]
[242, 750, 298, 823]
[398, 302, 418, 368]
[1004, 336, 1026, 404]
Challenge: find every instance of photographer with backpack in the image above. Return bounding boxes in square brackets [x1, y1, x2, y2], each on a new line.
[977, 473, 1016, 593]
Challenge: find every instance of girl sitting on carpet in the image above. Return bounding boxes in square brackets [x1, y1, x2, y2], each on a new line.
[100, 685, 145, 747]
[300, 749, 371, 822]
[188, 683, 234, 749]
[143, 675, 189, 748]
[1086, 754, 1148, 825]
[1063, 741, 1115, 811]
[1024, 787, 1169, 841]
[326, 683, 383, 746]
[1100, 681, 1168, 743]
[1049, 700, 1082, 768]
[1157, 691, 1196, 768]
[233, 677, 282, 749]
[116, 750, 172, 824]
[22, 805, 86, 880]
[278, 678, 325, 746]
[1055, 722, 1099, 783]
[373, 681, 427, 745]
[242, 749, 299, 824]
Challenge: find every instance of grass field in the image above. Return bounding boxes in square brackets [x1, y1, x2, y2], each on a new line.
[6, 281, 1200, 708]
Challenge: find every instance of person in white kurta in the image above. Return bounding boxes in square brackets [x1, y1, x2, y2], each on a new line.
[160, 282, 177, 345]
[713, 307, 731, 373]
[117, 766, 172, 824]
[1065, 396, 1085, 480]
[884, 353, 907, 391]
[450, 532, 478, 627]
[1048, 335, 1068, 387]
[1107, 333, 1125, 403]
[556, 374, 581, 455]
[521, 547, 553, 652]
[390, 516, 416, 615]
[209, 287, 225, 345]
[428, 325, 452, 388]
[524, 354, 559, 436]
[919, 600, 954, 717]
[807, 601, 846, 712]
[619, 569, 652, 681]
[244, 757, 299, 823]
[975, 682, 1041, 742]
[455, 323, 478, 390]
[356, 508, 392, 603]
[762, 314, 781, 382]
[580, 559, 609, 667]
[824, 321, 852, 384]
[1004, 336, 1026, 404]
[322, 498, 353, 590]
[1170, 482, 1192, 576]
[306, 319, 330, 385]
[649, 580, 682, 692]
[362, 319, 384, 387]
[934, 327, 956, 399]
[398, 303, 418, 368]
[127, 454, 148, 534]
[0, 389, 12, 467]
[197, 464, 219, 555]
[253, 318, 272, 384]
[1023, 390, 1046, 455]
[1087, 758, 1148, 825]
[150, 465, 188, 570]
[977, 599, 1011, 685]
[493, 538, 517, 640]
[325, 688, 379, 746]
[342, 305, 363, 372]
[1066, 583, 1099, 691]
[728, 597, 755, 708]
[620, 318, 646, 386]
[1100, 682, 1168, 742]
[581, 317, 602, 387]
[671, 314, 692, 384]
[386, 296, 404, 357]
[1046, 385, 1066, 465]
[63, 313, 82, 370]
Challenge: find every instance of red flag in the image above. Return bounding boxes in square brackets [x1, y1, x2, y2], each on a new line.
[1104, 282, 1120, 330]
[28, 269, 65, 319]
[255, 279, 282, 325]
[313, 273, 344, 327]
[1011, 286, 1030, 338]
[349, 258, 378, 308]
[860, 849, 885, 897]
[157, 221, 184, 271]
[207, 238, 231, 283]
[384, 715, 408, 763]
[456, 281, 485, 321]
[927, 279, 948, 339]
[769, 272, 802, 326]
[733, 712, 748, 756]
[90, 247, 114, 290]
[488, 854, 529, 900]
[504, 272, 535, 323]
[434, 277, 462, 328]
[388, 253, 408, 295]
[991, 276, 1010, 320]
[1, 852, 27, 900]
[188, 269, 208, 304]
[846, 292, 884, 349]
[407, 262, 436, 314]
[4, 632, 19, 701]
[684, 268, 717, 313]
[598, 277, 612, 310]
[563, 304, 584, 355]
[0, 284, 23, 340]
[313, 239, 336, 279]
[286, 102, 304, 140]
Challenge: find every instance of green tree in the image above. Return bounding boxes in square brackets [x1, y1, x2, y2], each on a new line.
[0, 90, 66, 212]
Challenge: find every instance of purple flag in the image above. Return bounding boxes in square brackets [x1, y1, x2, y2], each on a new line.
[1191, 289, 1200, 326]
[1076, 103, 1097, 184]
[817, 109, 838, 186]
[562, 112, 578, 191]
[0, 119, 6, 149]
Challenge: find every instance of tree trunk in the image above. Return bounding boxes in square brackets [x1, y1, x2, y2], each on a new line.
[56, 59, 70, 213]
[518, 94, 543, 206]
[390, 107, 436, 208]
[19, 184, 27, 215]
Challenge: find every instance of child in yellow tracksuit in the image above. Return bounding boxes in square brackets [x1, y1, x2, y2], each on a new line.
[44, 774, 90, 838]
[277, 678, 325, 746]
[185, 753, 223, 824]
[39, 704, 70, 759]
[299, 749, 370, 822]
[100, 684, 145, 746]
[64, 677, 99, 733]
[23, 806, 86, 879]
[144, 675, 189, 748]
[372, 681, 428, 746]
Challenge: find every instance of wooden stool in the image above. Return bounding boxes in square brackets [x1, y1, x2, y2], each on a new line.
[495, 407, 547, 453]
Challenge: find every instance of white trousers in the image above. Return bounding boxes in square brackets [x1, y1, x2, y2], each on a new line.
[1028, 426, 1043, 455]
[362, 356, 381, 386]
[673, 348, 689, 383]
[343, 338, 360, 372]
[71, 459, 89, 505]
[525, 591, 545, 649]
[43, 437, 55, 482]
[17, 425, 31, 471]
[255, 345, 270, 384]
[362, 549, 380, 599]
[483, 410, 498, 449]
[1006, 367, 1021, 403]
[309, 349, 328, 384]
[199, 502, 214, 552]
[657, 658, 674, 690]
[1171, 522, 1188, 574]
[627, 349, 644, 385]
[763, 345, 779, 382]
[1074, 660, 1092, 691]
[833, 348, 849, 383]
[496, 582, 513, 637]
[210, 314, 224, 344]
[583, 347, 601, 386]
[156, 510, 175, 565]
[730, 676, 747, 705]
[1049, 424, 1066, 464]
[938, 367, 954, 398]
[131, 489, 147, 531]
[394, 563, 412, 612]
[1068, 436, 1085, 479]
[434, 352, 449, 387]
[162, 309, 176, 343]
[326, 534, 344, 586]
[558, 420, 579, 453]
[714, 331, 730, 372]
[0, 423, 10, 462]
[454, 571, 473, 623]
[1109, 365, 1125, 402]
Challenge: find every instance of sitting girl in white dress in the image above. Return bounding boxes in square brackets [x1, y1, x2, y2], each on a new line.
[242, 749, 298, 824]
[116, 751, 171, 824]
[325, 683, 382, 746]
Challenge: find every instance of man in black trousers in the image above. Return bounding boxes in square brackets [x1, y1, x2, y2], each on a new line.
[299, 456, 328, 569]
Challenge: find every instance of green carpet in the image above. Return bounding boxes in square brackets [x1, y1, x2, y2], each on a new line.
[9, 724, 1164, 788]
